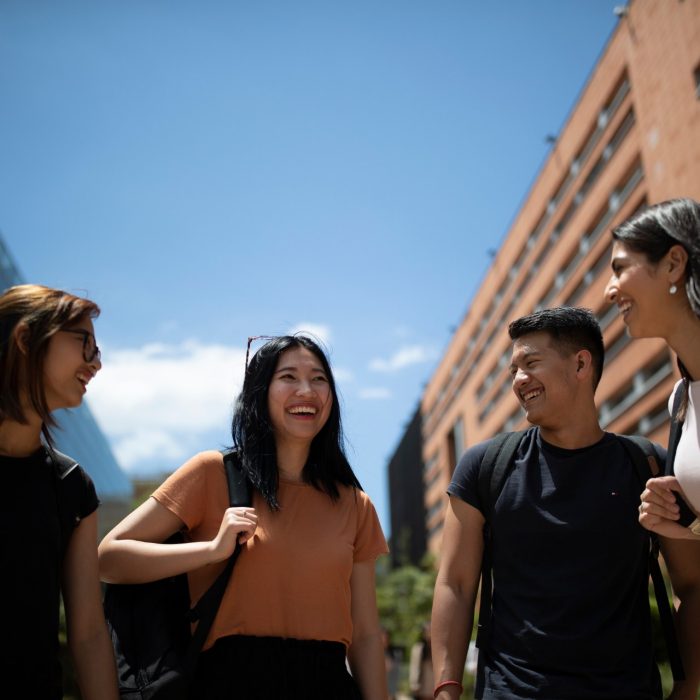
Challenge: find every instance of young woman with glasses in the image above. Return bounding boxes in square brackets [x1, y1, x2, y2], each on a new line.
[99, 334, 389, 699]
[0, 284, 118, 699]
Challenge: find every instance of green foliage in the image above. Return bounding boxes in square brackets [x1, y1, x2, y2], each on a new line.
[376, 556, 436, 649]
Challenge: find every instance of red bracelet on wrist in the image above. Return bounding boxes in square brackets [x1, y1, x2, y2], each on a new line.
[434, 680, 463, 697]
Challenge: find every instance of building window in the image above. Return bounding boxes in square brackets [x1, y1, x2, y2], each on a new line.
[605, 329, 631, 365]
[636, 400, 670, 436]
[427, 497, 444, 522]
[502, 405, 524, 433]
[599, 354, 672, 428]
[447, 417, 465, 473]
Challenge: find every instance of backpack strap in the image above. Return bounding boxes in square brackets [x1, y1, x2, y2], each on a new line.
[667, 384, 685, 473]
[617, 435, 685, 683]
[182, 449, 251, 676]
[475, 431, 526, 651]
[47, 446, 82, 556]
[665, 386, 697, 527]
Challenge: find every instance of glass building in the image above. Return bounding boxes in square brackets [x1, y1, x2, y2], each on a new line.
[0, 231, 132, 526]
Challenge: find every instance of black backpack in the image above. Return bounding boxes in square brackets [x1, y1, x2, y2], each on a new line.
[103, 449, 251, 699]
[475, 431, 684, 682]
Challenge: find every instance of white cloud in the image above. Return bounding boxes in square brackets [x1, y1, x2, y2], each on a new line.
[369, 344, 436, 373]
[358, 387, 392, 400]
[87, 340, 246, 472]
[287, 322, 332, 347]
[333, 367, 354, 383]
[112, 428, 187, 466]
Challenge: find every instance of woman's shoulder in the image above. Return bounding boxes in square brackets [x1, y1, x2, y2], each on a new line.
[335, 484, 380, 515]
[173, 449, 225, 474]
[156, 450, 225, 493]
[51, 454, 99, 520]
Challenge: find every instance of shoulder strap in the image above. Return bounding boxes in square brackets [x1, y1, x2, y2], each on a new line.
[617, 434, 661, 481]
[617, 435, 685, 682]
[666, 384, 685, 475]
[49, 447, 80, 479]
[47, 446, 82, 556]
[477, 431, 527, 517]
[476, 431, 526, 652]
[183, 449, 251, 675]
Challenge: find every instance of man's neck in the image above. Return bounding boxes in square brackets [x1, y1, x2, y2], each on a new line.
[539, 422, 605, 450]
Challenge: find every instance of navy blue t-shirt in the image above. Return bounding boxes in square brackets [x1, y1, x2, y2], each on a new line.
[449, 428, 663, 700]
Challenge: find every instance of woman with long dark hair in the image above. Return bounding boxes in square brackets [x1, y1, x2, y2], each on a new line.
[0, 284, 118, 699]
[99, 334, 389, 699]
[605, 197, 700, 539]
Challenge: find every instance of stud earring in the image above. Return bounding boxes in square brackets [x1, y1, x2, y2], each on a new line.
[669, 284, 678, 295]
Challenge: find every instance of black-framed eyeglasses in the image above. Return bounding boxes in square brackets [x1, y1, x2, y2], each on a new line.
[60, 329, 101, 363]
[245, 335, 277, 369]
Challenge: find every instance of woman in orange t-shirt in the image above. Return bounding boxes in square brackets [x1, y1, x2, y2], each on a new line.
[99, 334, 388, 699]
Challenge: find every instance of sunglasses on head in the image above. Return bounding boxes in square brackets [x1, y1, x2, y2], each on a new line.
[245, 335, 278, 369]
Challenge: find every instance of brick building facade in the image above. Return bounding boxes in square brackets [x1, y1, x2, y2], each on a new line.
[416, 0, 700, 554]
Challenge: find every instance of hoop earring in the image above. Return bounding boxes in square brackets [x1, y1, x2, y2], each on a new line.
[669, 284, 678, 295]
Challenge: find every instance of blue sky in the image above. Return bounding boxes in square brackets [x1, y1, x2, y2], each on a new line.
[1, 1, 620, 531]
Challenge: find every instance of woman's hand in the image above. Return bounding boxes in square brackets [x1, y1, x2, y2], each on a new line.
[639, 476, 695, 539]
[209, 507, 258, 562]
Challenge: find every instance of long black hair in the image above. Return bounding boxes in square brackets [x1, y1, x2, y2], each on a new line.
[612, 198, 700, 415]
[231, 334, 362, 510]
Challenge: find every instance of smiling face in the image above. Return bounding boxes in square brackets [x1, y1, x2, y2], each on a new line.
[509, 331, 580, 429]
[267, 345, 333, 451]
[604, 241, 668, 338]
[42, 317, 102, 412]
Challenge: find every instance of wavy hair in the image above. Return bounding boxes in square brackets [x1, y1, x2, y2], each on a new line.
[231, 335, 361, 510]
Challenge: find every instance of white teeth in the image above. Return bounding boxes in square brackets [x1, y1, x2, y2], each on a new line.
[522, 390, 542, 401]
[619, 301, 632, 313]
[288, 406, 317, 415]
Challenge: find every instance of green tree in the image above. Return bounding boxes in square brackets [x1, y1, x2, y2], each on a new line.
[376, 555, 436, 650]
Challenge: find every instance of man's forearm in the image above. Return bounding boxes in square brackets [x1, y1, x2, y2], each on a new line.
[431, 578, 474, 699]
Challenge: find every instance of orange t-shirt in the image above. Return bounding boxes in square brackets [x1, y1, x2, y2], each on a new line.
[153, 451, 388, 650]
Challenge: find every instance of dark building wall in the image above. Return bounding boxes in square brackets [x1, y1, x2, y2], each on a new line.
[387, 407, 427, 567]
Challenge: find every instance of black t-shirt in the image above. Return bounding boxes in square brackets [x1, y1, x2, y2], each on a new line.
[449, 428, 663, 700]
[0, 446, 99, 698]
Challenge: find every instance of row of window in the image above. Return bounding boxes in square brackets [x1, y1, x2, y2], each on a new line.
[475, 162, 645, 425]
[426, 183, 649, 491]
[424, 72, 633, 433]
[599, 354, 673, 428]
[425, 52, 699, 547]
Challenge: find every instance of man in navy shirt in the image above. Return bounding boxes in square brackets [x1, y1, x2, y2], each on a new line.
[431, 307, 700, 700]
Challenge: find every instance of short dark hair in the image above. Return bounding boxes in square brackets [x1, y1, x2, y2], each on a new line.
[508, 307, 605, 389]
[612, 198, 700, 317]
[231, 334, 361, 510]
[0, 284, 100, 444]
